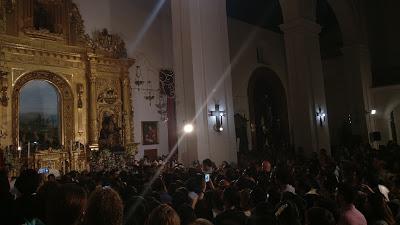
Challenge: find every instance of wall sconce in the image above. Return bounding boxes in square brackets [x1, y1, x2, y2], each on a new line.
[368, 109, 376, 115]
[209, 104, 226, 132]
[316, 107, 326, 127]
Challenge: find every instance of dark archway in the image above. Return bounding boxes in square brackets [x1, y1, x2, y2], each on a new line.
[248, 67, 289, 151]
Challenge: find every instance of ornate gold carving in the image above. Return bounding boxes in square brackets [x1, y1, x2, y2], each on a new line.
[96, 78, 121, 96]
[12, 71, 74, 147]
[34, 150, 67, 174]
[2, 45, 84, 69]
[97, 88, 118, 105]
[4, 0, 15, 14]
[24, 28, 64, 41]
[0, 70, 8, 106]
[0, 1, 136, 157]
[0, 0, 6, 33]
[89, 29, 127, 59]
[70, 3, 90, 45]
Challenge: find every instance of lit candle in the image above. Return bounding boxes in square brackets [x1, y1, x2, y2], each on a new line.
[28, 142, 30, 159]
[18, 145, 21, 159]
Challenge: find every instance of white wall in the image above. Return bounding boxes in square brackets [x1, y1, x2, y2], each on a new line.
[227, 18, 288, 150]
[75, 0, 173, 158]
[371, 85, 400, 145]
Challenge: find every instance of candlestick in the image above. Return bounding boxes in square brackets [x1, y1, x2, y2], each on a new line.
[28, 142, 30, 159]
[83, 143, 86, 158]
[18, 145, 21, 159]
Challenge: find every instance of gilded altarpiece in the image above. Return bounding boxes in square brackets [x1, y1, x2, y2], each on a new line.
[0, 0, 135, 174]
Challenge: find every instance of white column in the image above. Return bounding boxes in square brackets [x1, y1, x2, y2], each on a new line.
[341, 45, 375, 141]
[280, 18, 331, 153]
[171, 0, 237, 165]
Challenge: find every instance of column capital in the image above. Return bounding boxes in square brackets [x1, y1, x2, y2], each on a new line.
[341, 44, 371, 57]
[280, 18, 321, 35]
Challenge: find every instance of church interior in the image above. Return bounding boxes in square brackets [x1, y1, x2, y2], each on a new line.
[1, 1, 400, 225]
[0, 0, 399, 172]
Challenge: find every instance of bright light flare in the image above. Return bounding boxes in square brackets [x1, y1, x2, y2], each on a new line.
[183, 124, 194, 133]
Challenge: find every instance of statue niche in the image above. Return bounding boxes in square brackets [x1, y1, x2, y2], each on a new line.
[33, 0, 54, 33]
[99, 113, 123, 152]
[99, 113, 123, 151]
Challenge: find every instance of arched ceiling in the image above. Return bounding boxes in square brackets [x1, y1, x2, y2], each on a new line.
[226, 0, 343, 58]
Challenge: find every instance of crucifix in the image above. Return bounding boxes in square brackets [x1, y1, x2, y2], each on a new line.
[209, 104, 225, 132]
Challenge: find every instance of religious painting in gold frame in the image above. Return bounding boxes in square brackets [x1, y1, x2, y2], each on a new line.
[12, 71, 75, 148]
[142, 121, 158, 145]
[19, 80, 61, 150]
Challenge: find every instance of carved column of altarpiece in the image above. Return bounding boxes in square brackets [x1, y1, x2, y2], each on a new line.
[0, 0, 136, 174]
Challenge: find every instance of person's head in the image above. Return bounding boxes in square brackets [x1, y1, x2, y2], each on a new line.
[306, 207, 335, 225]
[365, 192, 396, 225]
[15, 169, 41, 195]
[124, 196, 148, 225]
[84, 187, 123, 225]
[336, 183, 356, 206]
[239, 188, 251, 211]
[262, 160, 272, 173]
[275, 201, 301, 225]
[189, 218, 214, 225]
[202, 159, 213, 173]
[47, 174, 56, 182]
[222, 187, 240, 209]
[172, 187, 190, 208]
[46, 183, 87, 225]
[185, 174, 205, 194]
[146, 204, 180, 225]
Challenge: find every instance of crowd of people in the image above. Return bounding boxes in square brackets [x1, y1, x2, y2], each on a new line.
[1, 143, 400, 225]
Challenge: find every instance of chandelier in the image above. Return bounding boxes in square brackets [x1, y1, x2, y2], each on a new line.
[133, 66, 175, 121]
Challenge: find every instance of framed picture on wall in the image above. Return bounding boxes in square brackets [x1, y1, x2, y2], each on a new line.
[142, 121, 159, 145]
[144, 149, 158, 161]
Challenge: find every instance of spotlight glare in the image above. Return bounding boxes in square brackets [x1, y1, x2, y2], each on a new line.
[219, 127, 224, 131]
[371, 109, 377, 115]
[183, 124, 194, 133]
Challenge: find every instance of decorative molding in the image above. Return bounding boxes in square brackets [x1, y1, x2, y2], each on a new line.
[88, 29, 127, 59]
[97, 88, 118, 105]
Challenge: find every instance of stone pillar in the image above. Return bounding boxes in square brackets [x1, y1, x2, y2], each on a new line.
[88, 73, 98, 148]
[341, 45, 375, 142]
[171, 0, 237, 165]
[121, 73, 134, 145]
[280, 18, 331, 153]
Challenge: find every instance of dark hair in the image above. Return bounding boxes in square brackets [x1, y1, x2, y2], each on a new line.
[275, 201, 301, 225]
[367, 192, 396, 225]
[337, 183, 356, 204]
[306, 207, 335, 225]
[172, 187, 191, 209]
[223, 187, 240, 208]
[15, 169, 41, 195]
[202, 159, 213, 168]
[46, 183, 87, 225]
[124, 196, 148, 225]
[146, 204, 180, 225]
[84, 187, 123, 225]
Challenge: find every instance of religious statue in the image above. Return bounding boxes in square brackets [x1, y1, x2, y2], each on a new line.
[99, 114, 123, 152]
[234, 113, 249, 152]
[33, 1, 54, 32]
